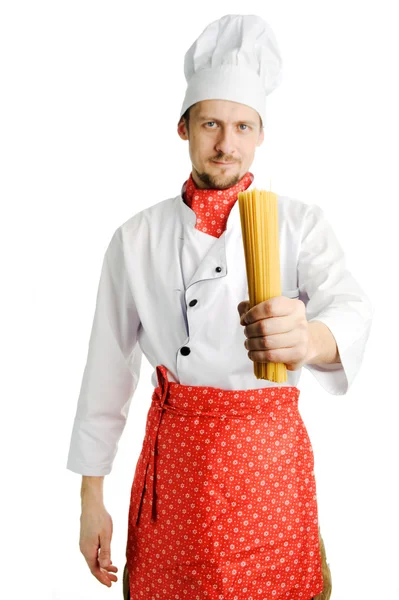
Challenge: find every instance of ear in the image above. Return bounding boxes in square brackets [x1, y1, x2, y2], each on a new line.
[177, 119, 189, 141]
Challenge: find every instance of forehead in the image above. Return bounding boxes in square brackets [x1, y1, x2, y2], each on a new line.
[191, 99, 259, 125]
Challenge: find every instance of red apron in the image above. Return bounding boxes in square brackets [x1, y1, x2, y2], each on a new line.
[125, 365, 324, 599]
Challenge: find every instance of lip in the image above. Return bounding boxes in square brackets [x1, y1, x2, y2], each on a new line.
[212, 161, 236, 165]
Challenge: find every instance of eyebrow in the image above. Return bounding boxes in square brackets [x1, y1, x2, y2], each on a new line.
[197, 115, 258, 127]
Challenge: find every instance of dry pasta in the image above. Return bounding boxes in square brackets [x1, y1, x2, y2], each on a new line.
[238, 188, 287, 383]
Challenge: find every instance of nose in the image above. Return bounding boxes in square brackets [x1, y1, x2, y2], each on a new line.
[214, 126, 237, 158]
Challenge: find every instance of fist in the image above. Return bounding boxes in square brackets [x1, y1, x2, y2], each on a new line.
[237, 296, 310, 371]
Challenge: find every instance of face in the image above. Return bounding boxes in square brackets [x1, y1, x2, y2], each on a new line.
[177, 99, 264, 190]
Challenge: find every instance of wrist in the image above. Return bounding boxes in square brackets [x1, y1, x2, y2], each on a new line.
[305, 322, 318, 364]
[305, 320, 340, 365]
[81, 476, 104, 505]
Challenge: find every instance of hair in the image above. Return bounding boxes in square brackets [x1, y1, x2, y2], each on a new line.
[181, 107, 192, 132]
[180, 104, 263, 133]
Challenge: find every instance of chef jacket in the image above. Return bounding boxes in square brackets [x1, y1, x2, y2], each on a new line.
[66, 184, 373, 476]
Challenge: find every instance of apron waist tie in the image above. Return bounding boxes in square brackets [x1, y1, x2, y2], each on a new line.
[134, 365, 170, 526]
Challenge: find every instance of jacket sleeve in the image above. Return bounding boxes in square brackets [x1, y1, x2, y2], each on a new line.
[298, 203, 374, 396]
[66, 227, 142, 475]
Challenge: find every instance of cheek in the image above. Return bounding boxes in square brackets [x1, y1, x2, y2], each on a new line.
[242, 147, 255, 168]
[244, 141, 256, 157]
[190, 137, 207, 158]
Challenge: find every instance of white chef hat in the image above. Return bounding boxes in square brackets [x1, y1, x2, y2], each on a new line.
[179, 14, 283, 128]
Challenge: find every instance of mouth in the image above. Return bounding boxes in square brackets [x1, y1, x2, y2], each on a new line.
[212, 160, 236, 166]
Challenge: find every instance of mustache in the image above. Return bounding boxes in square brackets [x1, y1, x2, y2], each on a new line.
[212, 157, 238, 163]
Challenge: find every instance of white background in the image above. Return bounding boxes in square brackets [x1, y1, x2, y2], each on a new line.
[1, 0, 398, 598]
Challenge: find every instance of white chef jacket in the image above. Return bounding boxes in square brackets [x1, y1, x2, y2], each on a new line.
[66, 183, 373, 475]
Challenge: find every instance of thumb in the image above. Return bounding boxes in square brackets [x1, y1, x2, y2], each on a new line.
[237, 300, 250, 323]
[99, 540, 111, 568]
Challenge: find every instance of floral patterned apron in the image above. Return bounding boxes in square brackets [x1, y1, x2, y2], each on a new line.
[125, 365, 324, 599]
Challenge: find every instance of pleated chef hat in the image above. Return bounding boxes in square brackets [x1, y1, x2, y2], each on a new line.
[179, 14, 283, 127]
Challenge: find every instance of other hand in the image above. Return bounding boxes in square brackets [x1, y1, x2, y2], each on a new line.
[79, 502, 118, 588]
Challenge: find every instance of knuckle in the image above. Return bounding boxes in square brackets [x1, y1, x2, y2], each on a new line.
[261, 336, 269, 349]
[268, 299, 277, 314]
[299, 318, 308, 330]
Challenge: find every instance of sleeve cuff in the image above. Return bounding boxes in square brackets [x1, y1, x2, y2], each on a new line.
[66, 417, 120, 476]
[304, 314, 372, 396]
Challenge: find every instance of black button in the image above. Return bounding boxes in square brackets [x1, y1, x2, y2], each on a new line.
[215, 266, 222, 272]
[180, 346, 191, 356]
[189, 299, 198, 307]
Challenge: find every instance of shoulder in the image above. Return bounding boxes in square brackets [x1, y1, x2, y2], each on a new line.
[110, 196, 179, 245]
[122, 195, 178, 232]
[277, 194, 337, 253]
[276, 192, 321, 228]
[277, 191, 321, 214]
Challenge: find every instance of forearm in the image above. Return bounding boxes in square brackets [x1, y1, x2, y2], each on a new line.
[306, 320, 341, 365]
[81, 475, 105, 507]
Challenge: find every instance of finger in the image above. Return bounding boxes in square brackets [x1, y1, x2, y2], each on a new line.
[94, 568, 113, 587]
[100, 567, 118, 582]
[247, 346, 299, 363]
[107, 560, 118, 572]
[85, 561, 114, 587]
[107, 564, 118, 572]
[99, 544, 111, 568]
[95, 563, 119, 585]
[82, 546, 116, 587]
[245, 331, 296, 352]
[244, 296, 292, 325]
[244, 315, 293, 338]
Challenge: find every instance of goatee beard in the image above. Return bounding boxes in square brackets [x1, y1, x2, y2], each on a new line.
[194, 166, 241, 190]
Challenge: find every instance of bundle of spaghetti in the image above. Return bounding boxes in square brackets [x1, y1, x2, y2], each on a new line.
[238, 188, 287, 383]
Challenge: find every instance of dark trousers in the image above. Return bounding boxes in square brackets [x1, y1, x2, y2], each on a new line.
[123, 528, 332, 599]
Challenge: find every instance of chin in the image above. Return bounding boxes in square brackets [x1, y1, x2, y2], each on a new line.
[216, 175, 241, 189]
[194, 162, 242, 189]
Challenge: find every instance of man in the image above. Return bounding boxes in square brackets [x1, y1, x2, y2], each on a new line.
[67, 14, 372, 600]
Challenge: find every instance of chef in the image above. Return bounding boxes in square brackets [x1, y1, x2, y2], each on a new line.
[67, 13, 373, 600]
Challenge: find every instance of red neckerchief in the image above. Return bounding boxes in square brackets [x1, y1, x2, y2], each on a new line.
[182, 171, 254, 237]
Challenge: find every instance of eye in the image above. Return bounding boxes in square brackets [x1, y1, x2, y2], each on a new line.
[205, 121, 216, 128]
[239, 124, 249, 131]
